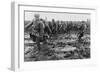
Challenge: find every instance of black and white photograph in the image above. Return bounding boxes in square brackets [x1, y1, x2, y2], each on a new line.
[24, 11, 90, 62]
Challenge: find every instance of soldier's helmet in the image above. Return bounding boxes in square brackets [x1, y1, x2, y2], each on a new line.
[34, 14, 40, 18]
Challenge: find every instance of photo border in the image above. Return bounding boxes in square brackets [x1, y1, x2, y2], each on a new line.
[11, 2, 97, 71]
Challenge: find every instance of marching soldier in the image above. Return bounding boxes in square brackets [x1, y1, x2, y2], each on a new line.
[26, 14, 45, 51]
[78, 21, 87, 42]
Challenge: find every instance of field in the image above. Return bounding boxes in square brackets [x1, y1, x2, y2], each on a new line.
[24, 20, 90, 61]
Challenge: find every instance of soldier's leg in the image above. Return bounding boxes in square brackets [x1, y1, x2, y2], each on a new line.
[78, 32, 84, 42]
[36, 37, 41, 51]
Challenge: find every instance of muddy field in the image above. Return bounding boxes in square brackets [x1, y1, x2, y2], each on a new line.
[24, 32, 90, 61]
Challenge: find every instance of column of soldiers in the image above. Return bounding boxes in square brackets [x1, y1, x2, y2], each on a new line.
[25, 14, 87, 51]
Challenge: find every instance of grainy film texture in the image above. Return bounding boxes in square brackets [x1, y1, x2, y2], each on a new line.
[24, 11, 90, 62]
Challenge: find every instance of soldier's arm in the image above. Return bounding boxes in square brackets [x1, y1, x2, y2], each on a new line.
[24, 19, 34, 30]
[46, 22, 52, 33]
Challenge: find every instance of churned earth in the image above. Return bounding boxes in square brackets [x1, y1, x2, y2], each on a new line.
[24, 33, 90, 61]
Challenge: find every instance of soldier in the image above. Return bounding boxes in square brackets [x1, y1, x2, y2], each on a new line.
[29, 14, 46, 51]
[78, 21, 87, 42]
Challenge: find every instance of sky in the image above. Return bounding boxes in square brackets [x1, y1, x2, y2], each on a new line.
[25, 11, 90, 21]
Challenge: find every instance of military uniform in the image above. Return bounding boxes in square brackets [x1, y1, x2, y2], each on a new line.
[78, 23, 86, 41]
[32, 19, 46, 51]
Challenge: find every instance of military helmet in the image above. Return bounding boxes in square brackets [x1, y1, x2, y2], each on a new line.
[34, 14, 40, 18]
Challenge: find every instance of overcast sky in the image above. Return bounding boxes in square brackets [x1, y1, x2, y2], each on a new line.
[25, 11, 90, 21]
